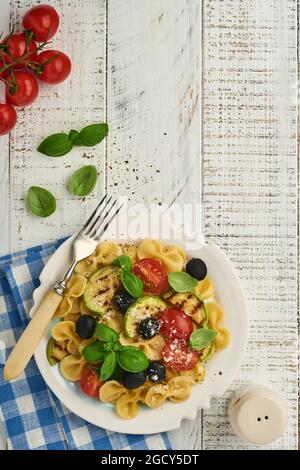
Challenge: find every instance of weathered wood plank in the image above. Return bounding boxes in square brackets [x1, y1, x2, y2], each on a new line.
[202, 0, 298, 450]
[8, 0, 106, 252]
[106, 0, 201, 207]
[0, 1, 11, 256]
[106, 0, 201, 449]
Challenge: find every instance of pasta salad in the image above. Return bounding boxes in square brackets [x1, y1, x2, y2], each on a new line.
[47, 239, 230, 419]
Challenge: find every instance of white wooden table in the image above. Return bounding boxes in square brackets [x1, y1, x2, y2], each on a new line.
[0, 0, 298, 450]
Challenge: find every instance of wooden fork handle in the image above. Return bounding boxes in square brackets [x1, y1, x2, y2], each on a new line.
[4, 290, 62, 381]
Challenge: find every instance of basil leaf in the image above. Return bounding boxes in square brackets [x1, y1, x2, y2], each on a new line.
[80, 123, 109, 146]
[94, 323, 119, 343]
[168, 271, 198, 293]
[189, 328, 217, 351]
[27, 186, 56, 218]
[117, 346, 149, 372]
[100, 351, 117, 381]
[122, 272, 143, 299]
[112, 255, 132, 272]
[82, 342, 107, 362]
[69, 165, 98, 197]
[69, 129, 82, 146]
[38, 133, 73, 157]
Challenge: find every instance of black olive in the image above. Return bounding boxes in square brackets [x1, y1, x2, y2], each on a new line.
[147, 361, 166, 383]
[138, 317, 160, 340]
[115, 290, 136, 312]
[186, 258, 207, 281]
[75, 315, 96, 339]
[122, 371, 147, 390]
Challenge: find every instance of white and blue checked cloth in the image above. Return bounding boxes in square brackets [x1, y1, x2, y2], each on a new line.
[0, 239, 172, 450]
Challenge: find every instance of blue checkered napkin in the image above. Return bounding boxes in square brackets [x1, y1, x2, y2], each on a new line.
[0, 240, 172, 450]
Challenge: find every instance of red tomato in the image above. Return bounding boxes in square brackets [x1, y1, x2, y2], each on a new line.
[6, 71, 39, 107]
[23, 5, 60, 42]
[5, 33, 38, 68]
[160, 307, 193, 341]
[132, 258, 169, 294]
[80, 365, 101, 398]
[162, 339, 199, 371]
[0, 103, 17, 135]
[35, 50, 71, 84]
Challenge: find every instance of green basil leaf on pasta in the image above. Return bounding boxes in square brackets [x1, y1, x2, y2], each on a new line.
[80, 123, 109, 146]
[82, 342, 107, 362]
[69, 165, 98, 197]
[168, 271, 198, 293]
[27, 186, 56, 218]
[189, 328, 217, 351]
[100, 351, 117, 381]
[117, 346, 149, 373]
[38, 133, 73, 156]
[122, 272, 143, 298]
[112, 255, 132, 272]
[94, 323, 119, 343]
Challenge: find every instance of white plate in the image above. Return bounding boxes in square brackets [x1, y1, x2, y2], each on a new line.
[30, 223, 248, 434]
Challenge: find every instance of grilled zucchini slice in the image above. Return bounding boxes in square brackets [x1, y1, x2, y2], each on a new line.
[83, 266, 120, 316]
[168, 292, 207, 325]
[46, 337, 69, 366]
[124, 296, 167, 338]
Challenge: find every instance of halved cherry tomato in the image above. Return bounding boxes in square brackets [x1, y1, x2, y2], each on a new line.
[35, 50, 71, 84]
[23, 5, 60, 43]
[6, 71, 39, 107]
[162, 339, 199, 371]
[160, 307, 193, 341]
[0, 103, 17, 135]
[132, 258, 169, 295]
[80, 365, 101, 397]
[5, 32, 38, 68]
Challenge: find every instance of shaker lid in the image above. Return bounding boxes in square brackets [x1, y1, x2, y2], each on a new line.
[228, 386, 287, 445]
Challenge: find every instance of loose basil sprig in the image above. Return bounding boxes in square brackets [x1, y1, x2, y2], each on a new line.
[38, 122, 109, 157]
[69, 165, 98, 197]
[82, 323, 148, 381]
[27, 186, 56, 217]
[189, 328, 217, 351]
[168, 271, 198, 293]
[113, 255, 143, 298]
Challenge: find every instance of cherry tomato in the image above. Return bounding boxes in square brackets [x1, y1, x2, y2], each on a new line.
[6, 71, 39, 107]
[23, 5, 60, 43]
[5, 32, 38, 68]
[132, 258, 169, 295]
[80, 365, 101, 397]
[162, 339, 199, 371]
[0, 103, 17, 135]
[35, 50, 71, 84]
[160, 307, 193, 341]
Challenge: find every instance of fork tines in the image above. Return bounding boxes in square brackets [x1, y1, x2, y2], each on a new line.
[83, 195, 123, 241]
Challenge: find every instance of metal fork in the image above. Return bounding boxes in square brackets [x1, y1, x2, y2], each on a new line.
[4, 195, 123, 381]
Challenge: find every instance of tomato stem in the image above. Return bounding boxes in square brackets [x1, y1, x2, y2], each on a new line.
[0, 31, 52, 75]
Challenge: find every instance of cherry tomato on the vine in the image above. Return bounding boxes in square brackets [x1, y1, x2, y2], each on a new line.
[0, 103, 17, 135]
[35, 50, 71, 84]
[80, 365, 101, 398]
[6, 71, 39, 107]
[23, 5, 60, 43]
[5, 32, 38, 68]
